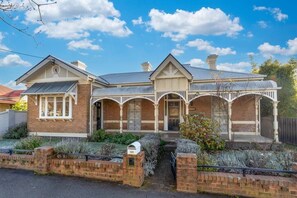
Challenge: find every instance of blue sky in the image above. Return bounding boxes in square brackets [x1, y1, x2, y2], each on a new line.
[0, 0, 296, 89]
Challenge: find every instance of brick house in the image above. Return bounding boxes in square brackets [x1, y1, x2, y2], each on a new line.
[16, 54, 280, 141]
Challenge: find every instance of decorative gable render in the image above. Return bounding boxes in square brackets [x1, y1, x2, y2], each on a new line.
[17, 54, 281, 142]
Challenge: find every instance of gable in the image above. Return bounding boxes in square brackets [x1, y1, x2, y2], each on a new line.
[150, 54, 192, 81]
[16, 55, 96, 85]
[24, 62, 81, 84]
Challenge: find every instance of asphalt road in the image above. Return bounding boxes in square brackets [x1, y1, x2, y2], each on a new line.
[0, 169, 225, 198]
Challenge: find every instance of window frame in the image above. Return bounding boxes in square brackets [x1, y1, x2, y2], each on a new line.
[39, 95, 72, 119]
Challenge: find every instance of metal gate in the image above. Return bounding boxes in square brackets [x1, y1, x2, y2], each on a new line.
[170, 152, 176, 180]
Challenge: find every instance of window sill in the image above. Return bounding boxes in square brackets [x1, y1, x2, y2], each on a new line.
[37, 118, 73, 121]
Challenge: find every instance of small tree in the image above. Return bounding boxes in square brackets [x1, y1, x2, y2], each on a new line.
[180, 113, 225, 151]
[257, 59, 297, 117]
[11, 100, 27, 111]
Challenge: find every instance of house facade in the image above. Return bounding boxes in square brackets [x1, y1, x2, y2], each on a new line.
[16, 54, 280, 141]
[0, 85, 24, 112]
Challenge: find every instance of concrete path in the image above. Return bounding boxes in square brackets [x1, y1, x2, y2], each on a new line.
[0, 168, 225, 198]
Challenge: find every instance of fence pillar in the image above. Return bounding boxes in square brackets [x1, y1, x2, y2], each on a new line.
[122, 151, 145, 187]
[176, 153, 197, 193]
[273, 101, 279, 142]
[34, 146, 54, 174]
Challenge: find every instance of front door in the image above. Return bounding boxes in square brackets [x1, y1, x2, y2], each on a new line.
[168, 101, 180, 131]
[128, 100, 141, 131]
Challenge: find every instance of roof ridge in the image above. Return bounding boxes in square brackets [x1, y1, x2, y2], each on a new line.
[99, 71, 153, 76]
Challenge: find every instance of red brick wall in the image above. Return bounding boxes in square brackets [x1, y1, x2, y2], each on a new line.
[28, 84, 91, 133]
[232, 95, 256, 132]
[197, 172, 297, 197]
[0, 147, 145, 187]
[103, 99, 120, 129]
[189, 96, 211, 117]
[158, 98, 164, 130]
[0, 154, 35, 170]
[50, 159, 123, 182]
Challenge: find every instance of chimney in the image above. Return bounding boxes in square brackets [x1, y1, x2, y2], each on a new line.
[141, 61, 152, 72]
[71, 60, 87, 71]
[206, 54, 218, 70]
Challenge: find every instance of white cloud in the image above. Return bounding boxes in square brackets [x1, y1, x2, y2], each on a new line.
[67, 39, 101, 51]
[187, 39, 236, 56]
[187, 58, 205, 67]
[132, 17, 144, 25]
[35, 16, 132, 39]
[254, 6, 288, 21]
[171, 44, 184, 56]
[258, 37, 297, 57]
[146, 7, 243, 41]
[24, 0, 131, 40]
[0, 32, 9, 51]
[246, 31, 254, 38]
[217, 62, 251, 72]
[4, 80, 26, 90]
[247, 52, 255, 56]
[0, 54, 31, 67]
[257, 21, 268, 29]
[126, 44, 133, 48]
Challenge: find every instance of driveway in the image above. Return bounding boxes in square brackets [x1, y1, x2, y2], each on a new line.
[0, 169, 225, 198]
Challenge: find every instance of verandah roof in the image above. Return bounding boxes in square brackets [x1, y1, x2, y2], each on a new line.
[92, 86, 154, 96]
[190, 80, 278, 92]
[23, 81, 77, 95]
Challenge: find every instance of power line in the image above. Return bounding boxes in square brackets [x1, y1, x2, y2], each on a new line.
[0, 48, 44, 59]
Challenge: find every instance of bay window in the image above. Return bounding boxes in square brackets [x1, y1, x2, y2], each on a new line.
[39, 96, 72, 119]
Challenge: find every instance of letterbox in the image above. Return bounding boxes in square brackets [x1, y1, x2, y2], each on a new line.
[127, 141, 141, 155]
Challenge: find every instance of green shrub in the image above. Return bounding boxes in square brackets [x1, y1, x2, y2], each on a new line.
[99, 143, 116, 156]
[89, 130, 139, 145]
[15, 136, 42, 150]
[89, 129, 109, 142]
[54, 140, 89, 155]
[3, 123, 28, 139]
[138, 134, 161, 176]
[179, 114, 225, 151]
[108, 133, 140, 145]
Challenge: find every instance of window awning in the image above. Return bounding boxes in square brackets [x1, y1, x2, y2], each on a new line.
[23, 81, 78, 95]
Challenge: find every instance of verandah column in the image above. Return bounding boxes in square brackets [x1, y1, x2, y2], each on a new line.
[273, 101, 279, 142]
[228, 101, 232, 141]
[154, 104, 159, 132]
[185, 103, 189, 115]
[120, 104, 123, 133]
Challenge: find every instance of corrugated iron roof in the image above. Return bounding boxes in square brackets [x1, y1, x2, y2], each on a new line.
[98, 65, 265, 85]
[190, 80, 277, 91]
[93, 86, 154, 96]
[23, 81, 77, 95]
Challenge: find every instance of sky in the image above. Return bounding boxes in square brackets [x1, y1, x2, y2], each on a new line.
[0, 0, 296, 89]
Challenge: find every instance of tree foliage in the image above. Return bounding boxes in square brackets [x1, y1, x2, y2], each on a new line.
[256, 59, 297, 117]
[11, 100, 27, 111]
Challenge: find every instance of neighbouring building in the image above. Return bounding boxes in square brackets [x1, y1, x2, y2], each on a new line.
[0, 85, 24, 112]
[16, 54, 280, 141]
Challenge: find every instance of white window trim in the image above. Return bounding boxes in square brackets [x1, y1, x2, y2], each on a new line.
[39, 95, 72, 119]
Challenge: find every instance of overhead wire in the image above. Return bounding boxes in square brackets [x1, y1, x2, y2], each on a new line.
[0, 48, 44, 59]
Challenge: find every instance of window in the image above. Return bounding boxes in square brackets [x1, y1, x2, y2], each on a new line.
[39, 96, 72, 119]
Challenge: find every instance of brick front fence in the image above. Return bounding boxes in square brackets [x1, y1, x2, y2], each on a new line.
[0, 147, 145, 188]
[176, 153, 297, 197]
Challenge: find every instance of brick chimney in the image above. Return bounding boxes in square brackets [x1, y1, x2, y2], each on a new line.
[141, 61, 152, 72]
[71, 60, 87, 71]
[206, 54, 218, 70]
